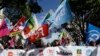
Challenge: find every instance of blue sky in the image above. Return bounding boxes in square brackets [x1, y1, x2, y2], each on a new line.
[36, 0, 61, 24]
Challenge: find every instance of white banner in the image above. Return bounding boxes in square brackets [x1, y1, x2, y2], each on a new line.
[97, 47, 100, 56]
[0, 46, 99, 56]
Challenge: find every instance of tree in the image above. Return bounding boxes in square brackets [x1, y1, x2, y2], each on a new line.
[60, 0, 100, 43]
[68, 0, 100, 43]
[0, 0, 42, 25]
[68, 0, 100, 27]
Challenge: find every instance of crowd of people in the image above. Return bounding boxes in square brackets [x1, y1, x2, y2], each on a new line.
[0, 0, 99, 53]
[0, 22, 100, 50]
[0, 34, 99, 50]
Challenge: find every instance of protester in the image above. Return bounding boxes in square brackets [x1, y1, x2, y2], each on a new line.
[51, 40, 60, 46]
[89, 41, 97, 46]
[0, 43, 4, 49]
[8, 37, 15, 49]
[71, 39, 76, 46]
[34, 39, 45, 48]
[16, 43, 23, 49]
[76, 37, 85, 46]
[64, 37, 72, 46]
[3, 42, 9, 49]
[47, 43, 51, 47]
[15, 38, 24, 49]
[0, 28, 99, 49]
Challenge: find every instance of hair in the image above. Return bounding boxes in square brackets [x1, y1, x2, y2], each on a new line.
[61, 23, 68, 28]
[89, 41, 96, 46]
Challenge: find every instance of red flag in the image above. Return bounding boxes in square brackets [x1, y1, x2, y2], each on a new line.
[23, 15, 36, 35]
[24, 26, 30, 35]
[29, 24, 49, 42]
[15, 16, 26, 26]
[37, 24, 49, 37]
[10, 16, 26, 35]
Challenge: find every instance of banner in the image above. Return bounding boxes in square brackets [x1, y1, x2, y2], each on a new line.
[0, 46, 99, 56]
[86, 46, 97, 56]
[0, 50, 6, 56]
[97, 47, 100, 56]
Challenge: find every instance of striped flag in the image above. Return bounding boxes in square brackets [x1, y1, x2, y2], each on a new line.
[23, 16, 35, 35]
[22, 14, 38, 39]
[10, 16, 27, 36]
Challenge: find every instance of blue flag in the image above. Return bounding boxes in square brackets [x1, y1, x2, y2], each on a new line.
[53, 0, 73, 27]
[42, 10, 54, 25]
[87, 24, 100, 42]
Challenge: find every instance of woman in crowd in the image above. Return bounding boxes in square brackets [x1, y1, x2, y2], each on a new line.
[89, 41, 97, 46]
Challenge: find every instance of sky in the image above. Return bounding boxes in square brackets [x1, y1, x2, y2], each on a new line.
[36, 0, 61, 43]
[36, 0, 61, 24]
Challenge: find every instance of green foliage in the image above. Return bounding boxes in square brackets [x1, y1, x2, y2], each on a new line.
[63, 0, 100, 42]
[68, 0, 100, 27]
[0, 0, 42, 25]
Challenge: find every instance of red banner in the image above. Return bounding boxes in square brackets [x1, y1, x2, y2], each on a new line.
[29, 24, 49, 42]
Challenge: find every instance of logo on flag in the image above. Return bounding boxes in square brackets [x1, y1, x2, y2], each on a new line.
[55, 7, 65, 22]
[52, 0, 73, 27]
[29, 24, 49, 42]
[88, 30, 100, 41]
[87, 24, 100, 42]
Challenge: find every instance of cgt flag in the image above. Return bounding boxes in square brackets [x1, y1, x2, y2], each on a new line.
[53, 0, 73, 27]
[29, 24, 49, 42]
[87, 24, 100, 42]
